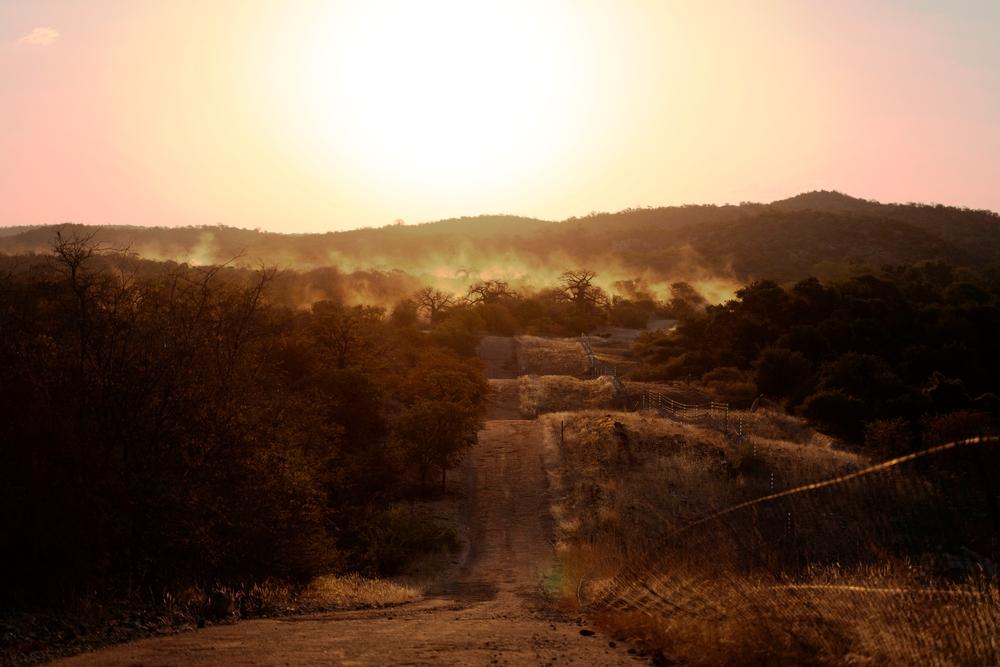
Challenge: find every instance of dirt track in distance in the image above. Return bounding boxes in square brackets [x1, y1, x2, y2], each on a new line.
[55, 337, 640, 666]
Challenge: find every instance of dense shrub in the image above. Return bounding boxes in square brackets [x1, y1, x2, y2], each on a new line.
[430, 308, 483, 355]
[800, 391, 867, 440]
[0, 239, 486, 610]
[477, 302, 518, 336]
[752, 347, 813, 400]
[631, 265, 1000, 445]
[864, 418, 913, 458]
[920, 410, 993, 446]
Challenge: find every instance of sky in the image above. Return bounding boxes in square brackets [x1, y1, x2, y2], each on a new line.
[1, 0, 999, 233]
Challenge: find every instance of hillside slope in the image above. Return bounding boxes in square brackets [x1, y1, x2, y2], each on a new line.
[3, 193, 997, 283]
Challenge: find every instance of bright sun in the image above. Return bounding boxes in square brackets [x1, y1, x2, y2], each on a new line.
[269, 1, 589, 198]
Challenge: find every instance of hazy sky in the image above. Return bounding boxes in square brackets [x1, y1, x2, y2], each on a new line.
[2, 1, 999, 232]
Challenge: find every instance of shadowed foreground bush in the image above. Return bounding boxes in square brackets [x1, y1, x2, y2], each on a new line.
[0, 239, 485, 615]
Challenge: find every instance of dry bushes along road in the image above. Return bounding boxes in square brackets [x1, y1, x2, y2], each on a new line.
[55, 336, 641, 666]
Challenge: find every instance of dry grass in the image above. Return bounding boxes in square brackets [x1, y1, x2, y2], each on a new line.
[301, 574, 424, 609]
[518, 376, 621, 417]
[486, 378, 522, 418]
[542, 411, 1000, 666]
[582, 563, 1000, 666]
[620, 379, 715, 407]
[741, 406, 838, 446]
[583, 330, 640, 369]
[515, 335, 589, 376]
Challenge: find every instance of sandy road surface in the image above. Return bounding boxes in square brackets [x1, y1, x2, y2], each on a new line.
[55, 338, 639, 666]
[477, 336, 518, 379]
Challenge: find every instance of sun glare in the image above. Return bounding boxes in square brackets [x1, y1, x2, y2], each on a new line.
[272, 2, 588, 197]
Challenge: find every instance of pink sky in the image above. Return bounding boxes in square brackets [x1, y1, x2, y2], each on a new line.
[2, 1, 999, 233]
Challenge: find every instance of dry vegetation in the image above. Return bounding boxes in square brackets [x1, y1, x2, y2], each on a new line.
[541, 411, 1000, 666]
[515, 335, 590, 376]
[518, 375, 621, 417]
[301, 575, 424, 609]
[583, 328, 645, 373]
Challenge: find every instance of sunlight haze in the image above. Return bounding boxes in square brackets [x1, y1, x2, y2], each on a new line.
[2, 0, 999, 231]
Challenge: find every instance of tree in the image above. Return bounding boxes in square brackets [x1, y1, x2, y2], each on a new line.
[310, 301, 385, 369]
[390, 298, 419, 328]
[864, 418, 912, 458]
[753, 347, 813, 399]
[818, 353, 905, 405]
[394, 400, 479, 492]
[922, 372, 972, 413]
[800, 390, 866, 440]
[430, 308, 483, 356]
[466, 280, 515, 305]
[663, 281, 707, 320]
[413, 287, 455, 323]
[558, 270, 607, 309]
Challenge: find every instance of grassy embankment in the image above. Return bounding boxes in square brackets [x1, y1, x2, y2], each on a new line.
[541, 409, 1000, 665]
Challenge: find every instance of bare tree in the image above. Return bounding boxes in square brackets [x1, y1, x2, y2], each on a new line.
[466, 280, 515, 305]
[559, 270, 607, 309]
[52, 231, 105, 364]
[414, 287, 455, 323]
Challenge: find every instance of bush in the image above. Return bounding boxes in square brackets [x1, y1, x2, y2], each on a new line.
[389, 298, 419, 328]
[477, 302, 518, 336]
[864, 418, 912, 458]
[920, 410, 992, 446]
[708, 380, 758, 407]
[701, 366, 744, 383]
[430, 309, 483, 356]
[609, 299, 654, 328]
[729, 440, 766, 476]
[818, 353, 905, 404]
[0, 257, 338, 602]
[0, 240, 489, 612]
[922, 372, 972, 413]
[351, 508, 461, 576]
[753, 347, 813, 399]
[800, 390, 867, 440]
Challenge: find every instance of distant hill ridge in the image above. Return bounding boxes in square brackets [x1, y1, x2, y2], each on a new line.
[2, 192, 998, 282]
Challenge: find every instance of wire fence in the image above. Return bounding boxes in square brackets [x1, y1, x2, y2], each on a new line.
[580, 336, 624, 392]
[578, 434, 1000, 665]
[563, 335, 998, 662]
[579, 334, 746, 447]
[638, 390, 732, 431]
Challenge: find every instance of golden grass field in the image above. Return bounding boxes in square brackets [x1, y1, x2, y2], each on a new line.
[540, 410, 1000, 666]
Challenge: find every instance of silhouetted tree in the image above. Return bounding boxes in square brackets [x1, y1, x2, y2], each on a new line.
[466, 280, 515, 305]
[394, 400, 479, 492]
[414, 287, 455, 323]
[558, 269, 607, 309]
[310, 301, 386, 369]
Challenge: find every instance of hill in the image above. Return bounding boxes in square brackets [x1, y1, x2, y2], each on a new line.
[2, 192, 997, 286]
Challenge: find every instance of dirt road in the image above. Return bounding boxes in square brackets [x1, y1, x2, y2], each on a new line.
[56, 338, 638, 666]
